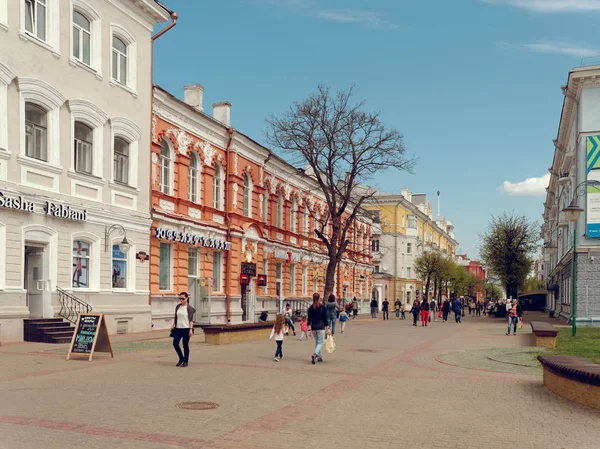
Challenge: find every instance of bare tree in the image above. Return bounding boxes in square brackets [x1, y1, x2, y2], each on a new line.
[267, 85, 414, 299]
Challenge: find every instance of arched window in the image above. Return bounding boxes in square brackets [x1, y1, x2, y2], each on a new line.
[276, 192, 284, 228]
[25, 103, 47, 161]
[290, 197, 297, 233]
[188, 152, 199, 203]
[72, 10, 91, 65]
[262, 193, 269, 223]
[114, 137, 129, 185]
[112, 36, 128, 85]
[159, 139, 172, 195]
[74, 121, 93, 174]
[213, 162, 223, 209]
[243, 173, 251, 217]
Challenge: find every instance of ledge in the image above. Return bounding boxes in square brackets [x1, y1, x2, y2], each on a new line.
[201, 322, 273, 333]
[538, 355, 600, 387]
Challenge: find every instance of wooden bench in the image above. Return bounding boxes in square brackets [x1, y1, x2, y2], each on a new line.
[530, 321, 558, 348]
[201, 322, 273, 345]
[537, 355, 600, 409]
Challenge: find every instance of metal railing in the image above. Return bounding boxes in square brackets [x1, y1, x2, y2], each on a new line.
[58, 287, 92, 324]
[284, 299, 312, 320]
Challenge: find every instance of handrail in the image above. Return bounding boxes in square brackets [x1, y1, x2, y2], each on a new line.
[285, 299, 312, 319]
[57, 287, 92, 324]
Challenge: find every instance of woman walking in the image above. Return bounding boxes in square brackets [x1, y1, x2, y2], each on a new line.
[269, 314, 285, 361]
[326, 294, 338, 335]
[442, 299, 450, 323]
[410, 300, 421, 326]
[420, 298, 430, 326]
[308, 293, 329, 364]
[171, 292, 195, 367]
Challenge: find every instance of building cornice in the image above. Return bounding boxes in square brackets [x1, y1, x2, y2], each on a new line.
[107, 0, 170, 31]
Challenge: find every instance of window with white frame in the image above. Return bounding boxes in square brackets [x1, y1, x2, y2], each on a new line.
[262, 193, 269, 222]
[372, 239, 379, 252]
[111, 244, 127, 289]
[290, 197, 297, 233]
[243, 173, 251, 217]
[213, 163, 223, 209]
[303, 211, 309, 236]
[0, 0, 7, 29]
[262, 259, 268, 293]
[188, 152, 199, 203]
[72, 10, 90, 65]
[406, 267, 411, 278]
[313, 272, 318, 294]
[114, 137, 129, 184]
[159, 139, 172, 195]
[406, 242, 412, 254]
[159, 243, 171, 291]
[290, 264, 296, 294]
[24, 0, 47, 41]
[188, 247, 199, 277]
[302, 265, 308, 295]
[74, 121, 92, 174]
[276, 192, 283, 228]
[212, 251, 223, 292]
[72, 240, 90, 288]
[25, 102, 47, 161]
[276, 262, 282, 280]
[112, 35, 127, 85]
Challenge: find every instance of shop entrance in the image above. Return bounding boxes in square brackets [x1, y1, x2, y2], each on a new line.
[241, 280, 256, 322]
[24, 244, 49, 318]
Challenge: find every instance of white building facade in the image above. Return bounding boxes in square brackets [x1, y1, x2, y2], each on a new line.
[0, 0, 170, 342]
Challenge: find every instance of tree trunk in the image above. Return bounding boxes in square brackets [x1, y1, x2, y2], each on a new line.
[433, 279, 438, 305]
[425, 275, 431, 302]
[323, 258, 337, 301]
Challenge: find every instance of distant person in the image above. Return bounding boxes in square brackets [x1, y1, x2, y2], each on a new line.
[401, 303, 406, 320]
[269, 314, 285, 361]
[452, 297, 463, 323]
[430, 299, 437, 322]
[370, 298, 378, 318]
[382, 298, 390, 320]
[171, 292, 195, 367]
[395, 299, 402, 319]
[283, 303, 296, 336]
[352, 297, 359, 319]
[307, 293, 329, 365]
[421, 298, 430, 326]
[339, 309, 348, 333]
[326, 294, 338, 335]
[299, 315, 309, 340]
[410, 300, 421, 326]
[442, 299, 450, 323]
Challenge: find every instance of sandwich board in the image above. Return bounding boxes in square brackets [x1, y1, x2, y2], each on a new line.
[66, 313, 114, 361]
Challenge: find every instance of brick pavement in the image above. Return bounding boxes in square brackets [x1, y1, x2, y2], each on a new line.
[0, 313, 598, 449]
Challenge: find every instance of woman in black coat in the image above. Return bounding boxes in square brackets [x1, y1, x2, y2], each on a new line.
[410, 300, 421, 327]
[442, 299, 450, 323]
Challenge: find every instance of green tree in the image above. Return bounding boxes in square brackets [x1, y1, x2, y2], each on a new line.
[414, 251, 441, 301]
[479, 212, 539, 299]
[521, 276, 544, 293]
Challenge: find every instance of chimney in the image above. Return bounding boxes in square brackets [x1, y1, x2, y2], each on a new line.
[183, 85, 204, 112]
[213, 102, 231, 127]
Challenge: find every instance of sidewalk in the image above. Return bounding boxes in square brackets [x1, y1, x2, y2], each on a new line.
[0, 313, 598, 449]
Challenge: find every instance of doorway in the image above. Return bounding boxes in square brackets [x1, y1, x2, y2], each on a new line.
[241, 280, 257, 323]
[24, 245, 48, 318]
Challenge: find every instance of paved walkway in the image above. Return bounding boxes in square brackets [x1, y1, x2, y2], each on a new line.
[0, 312, 598, 449]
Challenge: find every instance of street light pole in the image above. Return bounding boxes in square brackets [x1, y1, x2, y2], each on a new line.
[572, 227, 577, 337]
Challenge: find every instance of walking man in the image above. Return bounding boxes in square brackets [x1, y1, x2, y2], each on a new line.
[370, 298, 378, 318]
[430, 298, 437, 322]
[452, 297, 462, 323]
[395, 298, 402, 319]
[442, 298, 450, 323]
[382, 298, 390, 320]
[352, 297, 359, 319]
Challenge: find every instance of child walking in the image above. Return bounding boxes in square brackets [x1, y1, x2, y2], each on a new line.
[269, 314, 285, 361]
[339, 310, 348, 333]
[299, 315, 310, 340]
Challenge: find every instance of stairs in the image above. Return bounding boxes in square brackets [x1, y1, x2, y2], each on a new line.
[24, 318, 75, 344]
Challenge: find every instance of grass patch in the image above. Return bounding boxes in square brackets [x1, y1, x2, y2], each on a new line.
[555, 327, 600, 364]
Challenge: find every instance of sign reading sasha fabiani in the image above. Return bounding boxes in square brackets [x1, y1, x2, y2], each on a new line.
[0, 190, 87, 221]
[154, 227, 231, 251]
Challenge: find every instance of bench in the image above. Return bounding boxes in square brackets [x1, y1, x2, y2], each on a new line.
[530, 321, 558, 348]
[201, 322, 273, 345]
[537, 355, 600, 409]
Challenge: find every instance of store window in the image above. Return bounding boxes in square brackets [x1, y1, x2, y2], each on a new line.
[111, 244, 127, 289]
[212, 251, 223, 292]
[290, 264, 296, 294]
[159, 243, 171, 290]
[72, 240, 90, 288]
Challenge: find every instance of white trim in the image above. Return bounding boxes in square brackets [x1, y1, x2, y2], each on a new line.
[20, 0, 60, 57]
[243, 171, 253, 217]
[70, 0, 102, 76]
[110, 23, 137, 93]
[0, 222, 5, 289]
[71, 231, 100, 291]
[159, 137, 173, 195]
[69, 99, 108, 178]
[213, 162, 224, 210]
[0, 0, 7, 30]
[22, 224, 58, 292]
[111, 117, 141, 189]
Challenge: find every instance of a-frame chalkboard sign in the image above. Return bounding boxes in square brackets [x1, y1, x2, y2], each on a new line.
[66, 313, 114, 361]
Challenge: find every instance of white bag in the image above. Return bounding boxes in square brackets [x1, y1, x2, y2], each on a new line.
[324, 335, 336, 353]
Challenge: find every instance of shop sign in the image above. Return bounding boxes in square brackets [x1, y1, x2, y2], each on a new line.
[0, 191, 87, 221]
[241, 262, 256, 276]
[154, 227, 231, 251]
[258, 274, 267, 286]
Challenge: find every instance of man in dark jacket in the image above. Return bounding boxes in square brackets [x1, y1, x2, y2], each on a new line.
[452, 298, 463, 323]
[370, 298, 378, 318]
[382, 298, 389, 320]
[442, 299, 450, 323]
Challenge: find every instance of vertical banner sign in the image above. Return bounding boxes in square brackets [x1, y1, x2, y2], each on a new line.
[587, 136, 600, 237]
[67, 313, 114, 361]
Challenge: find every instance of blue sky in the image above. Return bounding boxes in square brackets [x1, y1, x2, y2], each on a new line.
[153, 0, 600, 258]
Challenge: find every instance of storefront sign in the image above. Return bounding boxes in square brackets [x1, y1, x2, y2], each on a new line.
[153, 227, 231, 251]
[587, 136, 600, 237]
[241, 262, 256, 276]
[0, 191, 87, 221]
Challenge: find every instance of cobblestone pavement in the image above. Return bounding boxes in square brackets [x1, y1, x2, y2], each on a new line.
[0, 313, 599, 449]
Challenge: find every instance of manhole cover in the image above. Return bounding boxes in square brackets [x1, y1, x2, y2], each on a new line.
[176, 401, 219, 410]
[353, 348, 377, 353]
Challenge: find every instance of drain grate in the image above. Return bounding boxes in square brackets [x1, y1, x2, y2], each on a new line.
[176, 401, 219, 410]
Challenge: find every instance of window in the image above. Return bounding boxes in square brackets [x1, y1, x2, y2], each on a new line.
[213, 163, 223, 209]
[276, 262, 282, 280]
[159, 243, 171, 291]
[406, 291, 411, 304]
[262, 193, 269, 222]
[112, 244, 127, 289]
[212, 251, 223, 292]
[406, 243, 412, 254]
[302, 266, 308, 295]
[74, 121, 93, 174]
[375, 265, 380, 273]
[408, 216, 417, 229]
[276, 193, 283, 228]
[25, 103, 47, 161]
[72, 240, 90, 288]
[406, 267, 411, 278]
[313, 273, 318, 294]
[290, 264, 296, 294]
[243, 173, 251, 217]
[25, 0, 47, 41]
[262, 259, 268, 293]
[72, 11, 90, 65]
[371, 239, 380, 252]
[112, 36, 127, 85]
[159, 139, 171, 195]
[290, 197, 297, 233]
[188, 248, 199, 277]
[114, 137, 129, 184]
[188, 153, 199, 203]
[303, 212, 309, 236]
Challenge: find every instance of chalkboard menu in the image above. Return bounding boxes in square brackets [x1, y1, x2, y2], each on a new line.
[241, 262, 256, 276]
[67, 313, 114, 361]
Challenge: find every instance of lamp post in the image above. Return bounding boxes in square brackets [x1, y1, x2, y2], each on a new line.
[560, 180, 600, 336]
[105, 224, 131, 254]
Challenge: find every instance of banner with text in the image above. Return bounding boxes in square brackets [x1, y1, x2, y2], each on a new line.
[586, 136, 600, 237]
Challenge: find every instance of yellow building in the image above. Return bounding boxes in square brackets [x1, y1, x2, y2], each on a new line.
[364, 188, 458, 305]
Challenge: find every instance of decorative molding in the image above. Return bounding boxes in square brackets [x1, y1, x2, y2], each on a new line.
[259, 194, 264, 219]
[151, 115, 157, 143]
[233, 152, 238, 175]
[110, 116, 142, 141]
[213, 214, 224, 224]
[276, 232, 284, 241]
[167, 127, 192, 156]
[232, 183, 239, 209]
[283, 183, 292, 201]
[159, 199, 174, 212]
[198, 141, 217, 166]
[290, 236, 297, 245]
[188, 208, 201, 219]
[0, 62, 15, 85]
[260, 166, 264, 187]
[17, 77, 66, 109]
[68, 99, 109, 128]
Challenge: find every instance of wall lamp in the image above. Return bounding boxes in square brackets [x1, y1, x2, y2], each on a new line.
[105, 224, 131, 253]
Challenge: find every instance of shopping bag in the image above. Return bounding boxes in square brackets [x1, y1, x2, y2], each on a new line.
[518, 318, 523, 329]
[324, 335, 336, 353]
[438, 311, 442, 319]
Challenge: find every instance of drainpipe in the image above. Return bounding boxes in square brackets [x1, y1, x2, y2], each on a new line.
[148, 11, 177, 310]
[224, 127, 235, 322]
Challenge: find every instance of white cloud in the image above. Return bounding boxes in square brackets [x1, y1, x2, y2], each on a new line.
[517, 40, 598, 57]
[482, 0, 600, 12]
[499, 174, 550, 196]
[315, 9, 398, 29]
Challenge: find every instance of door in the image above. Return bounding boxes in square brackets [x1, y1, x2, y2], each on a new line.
[193, 278, 212, 324]
[241, 284, 247, 321]
[246, 279, 256, 323]
[25, 246, 46, 318]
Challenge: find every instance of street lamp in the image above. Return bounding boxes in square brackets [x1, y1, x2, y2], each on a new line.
[105, 224, 131, 253]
